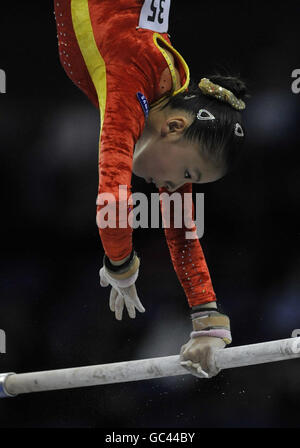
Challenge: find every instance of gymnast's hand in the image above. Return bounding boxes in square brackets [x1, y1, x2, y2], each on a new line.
[179, 309, 231, 378]
[99, 252, 145, 320]
[179, 336, 225, 378]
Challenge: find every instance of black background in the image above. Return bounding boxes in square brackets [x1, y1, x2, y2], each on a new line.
[0, 0, 300, 428]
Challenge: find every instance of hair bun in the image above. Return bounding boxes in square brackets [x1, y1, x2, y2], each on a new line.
[208, 74, 250, 102]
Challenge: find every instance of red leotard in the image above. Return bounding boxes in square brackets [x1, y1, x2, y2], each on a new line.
[53, 0, 217, 307]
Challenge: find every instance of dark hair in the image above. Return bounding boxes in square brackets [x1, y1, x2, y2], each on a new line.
[162, 73, 250, 173]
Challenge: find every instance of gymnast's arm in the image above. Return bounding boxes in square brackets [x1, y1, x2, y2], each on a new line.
[159, 183, 232, 377]
[94, 64, 151, 319]
[95, 68, 146, 264]
[159, 182, 218, 310]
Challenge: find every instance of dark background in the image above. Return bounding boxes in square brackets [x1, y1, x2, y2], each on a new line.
[0, 0, 300, 428]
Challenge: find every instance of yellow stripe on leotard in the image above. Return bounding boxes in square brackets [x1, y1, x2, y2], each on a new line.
[151, 33, 190, 108]
[70, 0, 107, 142]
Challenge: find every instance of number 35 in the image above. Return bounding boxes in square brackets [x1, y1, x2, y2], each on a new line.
[147, 0, 165, 25]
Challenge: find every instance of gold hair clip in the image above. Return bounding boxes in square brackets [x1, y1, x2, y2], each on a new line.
[198, 78, 246, 111]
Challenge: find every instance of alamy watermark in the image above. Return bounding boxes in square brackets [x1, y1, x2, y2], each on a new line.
[291, 69, 300, 94]
[96, 185, 204, 239]
[291, 329, 300, 338]
[0, 329, 6, 354]
[0, 69, 6, 93]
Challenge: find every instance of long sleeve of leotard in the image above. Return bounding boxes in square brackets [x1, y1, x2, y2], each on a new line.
[95, 66, 147, 261]
[159, 183, 216, 307]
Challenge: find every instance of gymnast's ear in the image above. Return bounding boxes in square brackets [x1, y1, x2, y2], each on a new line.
[161, 116, 190, 137]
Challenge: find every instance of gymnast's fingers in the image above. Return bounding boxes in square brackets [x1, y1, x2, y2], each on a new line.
[122, 284, 145, 313]
[109, 287, 118, 312]
[115, 294, 125, 321]
[180, 360, 209, 378]
[124, 295, 136, 319]
[99, 267, 110, 287]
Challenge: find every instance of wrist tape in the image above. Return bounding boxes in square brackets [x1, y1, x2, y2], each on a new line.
[103, 252, 140, 287]
[104, 249, 135, 273]
[190, 310, 232, 345]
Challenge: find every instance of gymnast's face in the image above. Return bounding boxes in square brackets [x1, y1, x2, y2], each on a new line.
[132, 111, 225, 192]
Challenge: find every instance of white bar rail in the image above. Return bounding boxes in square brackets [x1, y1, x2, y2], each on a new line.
[1, 337, 299, 398]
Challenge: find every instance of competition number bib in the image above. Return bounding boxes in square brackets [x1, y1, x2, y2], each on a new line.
[138, 0, 171, 33]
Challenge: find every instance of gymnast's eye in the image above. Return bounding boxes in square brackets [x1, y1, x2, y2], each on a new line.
[184, 170, 192, 179]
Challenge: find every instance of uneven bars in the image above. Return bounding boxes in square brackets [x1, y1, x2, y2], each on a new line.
[1, 337, 299, 398]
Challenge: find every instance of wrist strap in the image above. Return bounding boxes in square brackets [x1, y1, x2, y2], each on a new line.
[191, 304, 218, 313]
[103, 253, 140, 282]
[190, 301, 228, 317]
[190, 329, 232, 345]
[104, 249, 135, 273]
[190, 310, 232, 345]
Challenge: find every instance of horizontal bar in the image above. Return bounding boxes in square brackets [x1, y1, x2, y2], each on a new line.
[1, 337, 300, 398]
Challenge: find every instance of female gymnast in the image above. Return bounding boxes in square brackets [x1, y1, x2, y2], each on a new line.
[53, 0, 248, 378]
